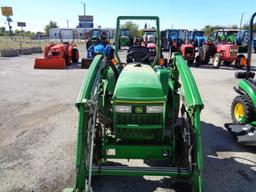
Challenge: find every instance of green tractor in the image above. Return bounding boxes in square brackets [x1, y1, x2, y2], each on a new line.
[64, 16, 204, 192]
[226, 12, 256, 146]
[119, 28, 134, 48]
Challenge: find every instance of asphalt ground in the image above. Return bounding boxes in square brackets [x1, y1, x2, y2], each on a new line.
[0, 45, 256, 192]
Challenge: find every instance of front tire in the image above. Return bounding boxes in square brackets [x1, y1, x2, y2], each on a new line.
[231, 95, 255, 124]
[213, 53, 221, 68]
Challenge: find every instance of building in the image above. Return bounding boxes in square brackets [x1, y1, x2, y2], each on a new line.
[48, 28, 87, 40]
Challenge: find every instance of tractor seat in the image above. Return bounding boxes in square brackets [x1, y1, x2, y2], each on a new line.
[126, 45, 150, 64]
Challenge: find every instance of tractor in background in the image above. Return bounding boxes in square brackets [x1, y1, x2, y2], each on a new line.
[34, 29, 79, 69]
[142, 28, 157, 60]
[236, 29, 249, 52]
[195, 29, 246, 69]
[168, 29, 195, 65]
[85, 29, 108, 50]
[161, 29, 182, 52]
[226, 12, 256, 146]
[64, 16, 204, 192]
[119, 28, 133, 48]
[179, 29, 195, 65]
[82, 30, 113, 69]
[189, 30, 207, 50]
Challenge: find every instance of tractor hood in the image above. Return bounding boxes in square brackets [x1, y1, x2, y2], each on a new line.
[113, 64, 165, 102]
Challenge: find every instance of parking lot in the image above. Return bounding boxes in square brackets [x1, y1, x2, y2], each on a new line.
[0, 46, 256, 192]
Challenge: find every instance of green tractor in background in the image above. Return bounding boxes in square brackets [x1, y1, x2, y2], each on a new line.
[226, 12, 256, 146]
[64, 16, 204, 192]
[119, 28, 134, 48]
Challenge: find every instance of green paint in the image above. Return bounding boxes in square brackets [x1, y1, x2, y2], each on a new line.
[64, 16, 204, 192]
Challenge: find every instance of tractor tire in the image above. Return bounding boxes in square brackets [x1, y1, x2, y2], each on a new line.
[213, 53, 221, 68]
[86, 41, 92, 50]
[231, 95, 255, 124]
[195, 55, 201, 67]
[200, 44, 210, 65]
[235, 54, 246, 69]
[64, 54, 71, 65]
[72, 48, 79, 63]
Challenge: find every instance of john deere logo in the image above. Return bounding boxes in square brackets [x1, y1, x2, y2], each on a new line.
[135, 107, 143, 113]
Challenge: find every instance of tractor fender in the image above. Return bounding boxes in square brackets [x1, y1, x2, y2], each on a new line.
[238, 79, 256, 108]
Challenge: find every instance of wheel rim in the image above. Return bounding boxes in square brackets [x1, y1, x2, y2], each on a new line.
[213, 56, 219, 66]
[234, 102, 245, 120]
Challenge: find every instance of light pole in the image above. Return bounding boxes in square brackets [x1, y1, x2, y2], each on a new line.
[239, 12, 244, 30]
[81, 1, 86, 31]
[81, 1, 86, 16]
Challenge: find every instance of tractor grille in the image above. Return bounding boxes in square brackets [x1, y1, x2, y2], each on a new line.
[116, 113, 161, 125]
[115, 113, 163, 142]
[230, 48, 238, 57]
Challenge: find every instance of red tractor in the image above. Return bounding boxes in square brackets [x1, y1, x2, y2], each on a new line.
[142, 28, 157, 61]
[34, 29, 79, 69]
[179, 29, 195, 65]
[195, 29, 246, 68]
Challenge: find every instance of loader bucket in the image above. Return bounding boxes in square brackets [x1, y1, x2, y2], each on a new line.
[34, 58, 66, 69]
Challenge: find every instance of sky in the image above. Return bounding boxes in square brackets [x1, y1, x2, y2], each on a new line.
[0, 0, 256, 32]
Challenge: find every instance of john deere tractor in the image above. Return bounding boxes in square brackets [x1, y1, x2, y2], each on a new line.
[226, 12, 256, 146]
[119, 28, 134, 48]
[64, 16, 204, 192]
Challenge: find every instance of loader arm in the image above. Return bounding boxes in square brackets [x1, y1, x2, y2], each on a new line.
[172, 54, 204, 192]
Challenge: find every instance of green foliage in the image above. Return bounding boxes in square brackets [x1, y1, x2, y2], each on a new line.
[44, 21, 58, 35]
[242, 23, 256, 31]
[13, 29, 35, 36]
[201, 24, 238, 35]
[121, 21, 142, 37]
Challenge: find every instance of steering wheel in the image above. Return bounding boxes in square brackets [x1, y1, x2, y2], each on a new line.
[126, 51, 150, 63]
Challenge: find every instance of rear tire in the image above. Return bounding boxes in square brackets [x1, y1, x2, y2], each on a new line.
[231, 95, 255, 124]
[200, 44, 210, 65]
[72, 48, 79, 63]
[213, 53, 221, 68]
[195, 55, 201, 67]
[235, 54, 246, 69]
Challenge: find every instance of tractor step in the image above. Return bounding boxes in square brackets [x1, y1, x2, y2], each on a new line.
[225, 123, 256, 146]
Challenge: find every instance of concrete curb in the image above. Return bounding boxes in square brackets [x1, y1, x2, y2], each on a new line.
[32, 47, 42, 53]
[20, 48, 33, 55]
[0, 49, 19, 57]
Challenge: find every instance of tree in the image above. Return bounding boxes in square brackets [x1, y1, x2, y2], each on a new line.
[44, 21, 58, 35]
[121, 21, 142, 37]
[242, 23, 256, 31]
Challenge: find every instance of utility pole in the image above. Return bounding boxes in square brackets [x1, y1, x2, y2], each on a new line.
[81, 1, 86, 16]
[239, 12, 244, 30]
[67, 20, 69, 28]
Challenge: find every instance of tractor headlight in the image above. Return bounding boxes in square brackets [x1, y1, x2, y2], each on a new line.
[146, 106, 163, 113]
[114, 105, 132, 113]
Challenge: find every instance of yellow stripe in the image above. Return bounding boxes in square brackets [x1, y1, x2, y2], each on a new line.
[114, 100, 164, 104]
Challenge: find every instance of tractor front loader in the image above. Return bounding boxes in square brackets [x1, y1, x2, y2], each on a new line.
[64, 16, 204, 192]
[226, 12, 256, 146]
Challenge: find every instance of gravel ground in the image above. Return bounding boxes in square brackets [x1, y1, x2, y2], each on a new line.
[0, 47, 256, 192]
